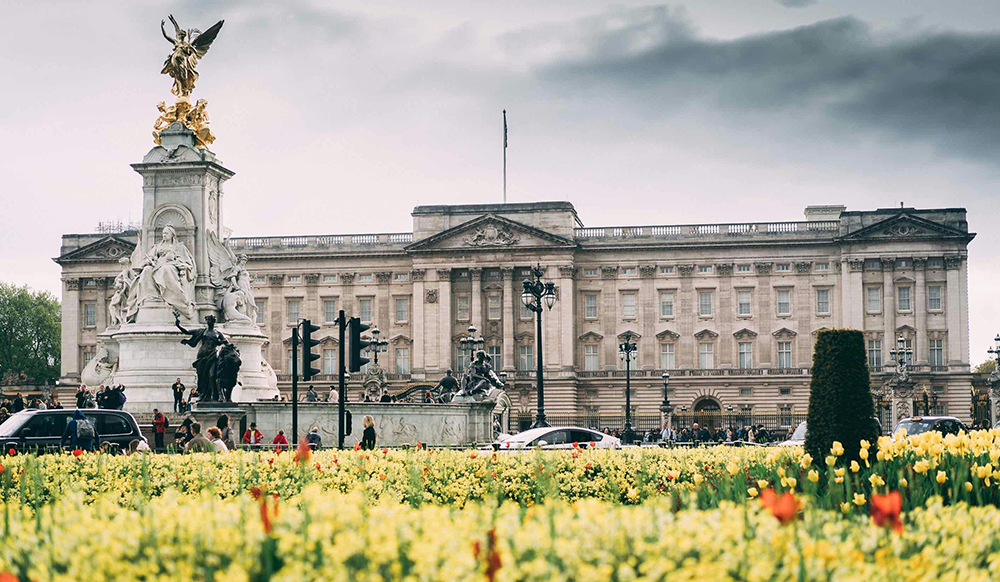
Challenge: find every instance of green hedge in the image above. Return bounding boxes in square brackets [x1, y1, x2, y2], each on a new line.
[805, 329, 878, 463]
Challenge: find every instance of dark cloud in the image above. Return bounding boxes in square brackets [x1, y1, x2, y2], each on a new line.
[537, 14, 1000, 160]
[776, 0, 818, 8]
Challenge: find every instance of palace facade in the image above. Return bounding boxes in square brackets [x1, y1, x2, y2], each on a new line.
[56, 201, 976, 429]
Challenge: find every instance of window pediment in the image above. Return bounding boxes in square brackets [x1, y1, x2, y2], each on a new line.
[733, 328, 758, 339]
[617, 330, 641, 341]
[694, 329, 719, 340]
[656, 329, 680, 340]
[772, 327, 797, 338]
[811, 326, 831, 336]
[578, 331, 604, 342]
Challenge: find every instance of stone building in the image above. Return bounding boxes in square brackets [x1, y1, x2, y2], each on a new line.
[56, 201, 976, 430]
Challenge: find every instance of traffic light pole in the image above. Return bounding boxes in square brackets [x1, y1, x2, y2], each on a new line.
[291, 326, 299, 443]
[338, 309, 346, 449]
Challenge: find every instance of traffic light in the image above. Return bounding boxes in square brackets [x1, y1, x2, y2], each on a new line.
[348, 317, 370, 372]
[301, 319, 321, 381]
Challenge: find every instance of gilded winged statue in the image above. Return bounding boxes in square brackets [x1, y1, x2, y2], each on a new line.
[160, 15, 224, 97]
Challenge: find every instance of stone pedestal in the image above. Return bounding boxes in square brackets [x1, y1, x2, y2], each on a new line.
[190, 402, 247, 434]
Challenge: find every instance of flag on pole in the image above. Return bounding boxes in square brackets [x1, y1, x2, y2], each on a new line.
[503, 109, 507, 148]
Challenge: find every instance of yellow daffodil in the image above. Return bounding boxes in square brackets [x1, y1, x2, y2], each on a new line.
[800, 454, 813, 469]
[748, 487, 759, 498]
[807, 470, 819, 483]
[850, 460, 860, 473]
[853, 493, 866, 506]
[914, 459, 931, 474]
[831, 441, 845, 457]
[936, 471, 948, 484]
[868, 474, 885, 488]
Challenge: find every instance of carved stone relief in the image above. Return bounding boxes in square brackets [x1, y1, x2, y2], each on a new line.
[715, 263, 733, 277]
[677, 264, 695, 277]
[600, 266, 618, 279]
[464, 222, 519, 246]
[639, 265, 657, 279]
[340, 273, 355, 285]
[410, 269, 425, 282]
[754, 262, 773, 276]
[426, 289, 438, 303]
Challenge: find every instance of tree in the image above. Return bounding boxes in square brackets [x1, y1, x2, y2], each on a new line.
[805, 329, 878, 464]
[0, 282, 61, 384]
[975, 360, 997, 375]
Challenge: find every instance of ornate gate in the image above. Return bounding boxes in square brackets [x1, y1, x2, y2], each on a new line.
[972, 389, 990, 429]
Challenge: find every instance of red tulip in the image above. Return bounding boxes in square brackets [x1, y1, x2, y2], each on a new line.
[871, 491, 904, 534]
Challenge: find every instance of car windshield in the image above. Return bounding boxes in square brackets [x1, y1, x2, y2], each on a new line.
[790, 422, 807, 441]
[894, 419, 936, 436]
[0, 412, 31, 437]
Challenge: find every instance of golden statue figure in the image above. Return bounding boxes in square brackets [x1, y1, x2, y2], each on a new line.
[152, 97, 215, 148]
[160, 15, 224, 98]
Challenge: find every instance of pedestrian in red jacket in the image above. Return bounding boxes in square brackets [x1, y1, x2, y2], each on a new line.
[272, 429, 288, 452]
[242, 422, 264, 445]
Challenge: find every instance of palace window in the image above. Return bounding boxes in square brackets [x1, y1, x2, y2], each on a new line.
[698, 265, 712, 274]
[83, 304, 96, 327]
[815, 263, 829, 271]
[456, 294, 470, 321]
[622, 293, 636, 319]
[487, 345, 502, 370]
[779, 406, 793, 427]
[323, 349, 336, 375]
[777, 341, 792, 369]
[358, 298, 373, 322]
[779, 387, 792, 395]
[867, 287, 881, 313]
[287, 275, 300, 283]
[660, 343, 675, 369]
[776, 290, 791, 315]
[519, 300, 532, 320]
[776, 264, 790, 272]
[323, 275, 337, 282]
[395, 348, 410, 374]
[865, 259, 881, 270]
[82, 348, 96, 366]
[287, 299, 300, 323]
[584, 345, 599, 371]
[394, 272, 409, 281]
[929, 339, 944, 366]
[487, 295, 501, 321]
[357, 274, 373, 283]
[395, 297, 409, 323]
[699, 343, 714, 369]
[897, 286, 911, 311]
[737, 291, 751, 316]
[660, 292, 674, 318]
[519, 345, 534, 371]
[255, 301, 266, 324]
[738, 342, 753, 369]
[737, 265, 751, 273]
[584, 294, 598, 319]
[928, 286, 942, 311]
[816, 289, 830, 314]
[740, 387, 753, 397]
[583, 268, 598, 277]
[698, 292, 713, 316]
[324, 299, 338, 323]
[660, 266, 674, 275]
[456, 349, 470, 373]
[896, 259, 911, 269]
[901, 338, 913, 364]
[621, 267, 636, 276]
[868, 340, 882, 368]
[927, 258, 944, 269]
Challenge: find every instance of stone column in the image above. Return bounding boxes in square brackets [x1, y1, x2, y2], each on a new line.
[845, 259, 865, 330]
[501, 267, 515, 371]
[95, 278, 109, 334]
[559, 266, 577, 371]
[60, 278, 81, 382]
[945, 256, 964, 366]
[305, 273, 321, 322]
[376, 272, 393, 333]
[541, 265, 559, 371]
[601, 266, 619, 367]
[678, 264, 696, 367]
[716, 264, 734, 366]
[411, 269, 426, 376]
[437, 269, 452, 372]
[470, 268, 483, 332]
[882, 259, 896, 356]
[913, 259, 927, 364]
[639, 265, 657, 368]
[269, 275, 287, 367]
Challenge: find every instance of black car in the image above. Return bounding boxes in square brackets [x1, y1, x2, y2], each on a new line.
[0, 409, 145, 454]
[892, 416, 966, 437]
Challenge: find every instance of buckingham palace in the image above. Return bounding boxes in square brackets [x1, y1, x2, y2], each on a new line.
[56, 201, 976, 428]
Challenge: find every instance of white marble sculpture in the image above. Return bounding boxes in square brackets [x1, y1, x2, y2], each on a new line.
[207, 231, 256, 325]
[81, 345, 119, 386]
[129, 225, 197, 319]
[108, 257, 138, 327]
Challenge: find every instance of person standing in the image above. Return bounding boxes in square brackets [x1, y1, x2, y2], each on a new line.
[272, 429, 288, 452]
[184, 422, 215, 453]
[243, 422, 264, 445]
[361, 415, 376, 450]
[172, 378, 185, 413]
[76, 386, 88, 408]
[305, 385, 318, 402]
[152, 408, 168, 450]
[217, 414, 236, 451]
[328, 386, 339, 403]
[61, 410, 99, 451]
[433, 370, 458, 401]
[306, 426, 322, 450]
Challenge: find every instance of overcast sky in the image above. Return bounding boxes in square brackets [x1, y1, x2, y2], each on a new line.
[3, 0, 999, 364]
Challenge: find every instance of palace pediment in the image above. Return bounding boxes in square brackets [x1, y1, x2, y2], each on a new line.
[840, 213, 972, 243]
[53, 236, 137, 265]
[405, 213, 575, 252]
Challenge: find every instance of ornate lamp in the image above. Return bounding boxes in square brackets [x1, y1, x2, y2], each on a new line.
[520, 264, 558, 428]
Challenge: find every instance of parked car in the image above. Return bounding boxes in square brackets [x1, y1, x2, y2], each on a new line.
[892, 416, 965, 438]
[491, 426, 621, 451]
[777, 416, 884, 447]
[0, 409, 146, 454]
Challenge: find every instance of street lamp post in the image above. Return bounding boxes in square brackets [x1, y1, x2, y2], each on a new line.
[889, 335, 912, 383]
[459, 324, 485, 371]
[618, 331, 638, 444]
[659, 373, 672, 442]
[521, 264, 557, 429]
[987, 335, 1000, 425]
[367, 325, 389, 366]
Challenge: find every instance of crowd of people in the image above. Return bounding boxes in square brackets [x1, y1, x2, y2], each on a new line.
[645, 422, 784, 444]
[0, 392, 65, 425]
[72, 385, 127, 410]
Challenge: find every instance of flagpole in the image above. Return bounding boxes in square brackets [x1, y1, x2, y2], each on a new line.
[503, 109, 507, 204]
